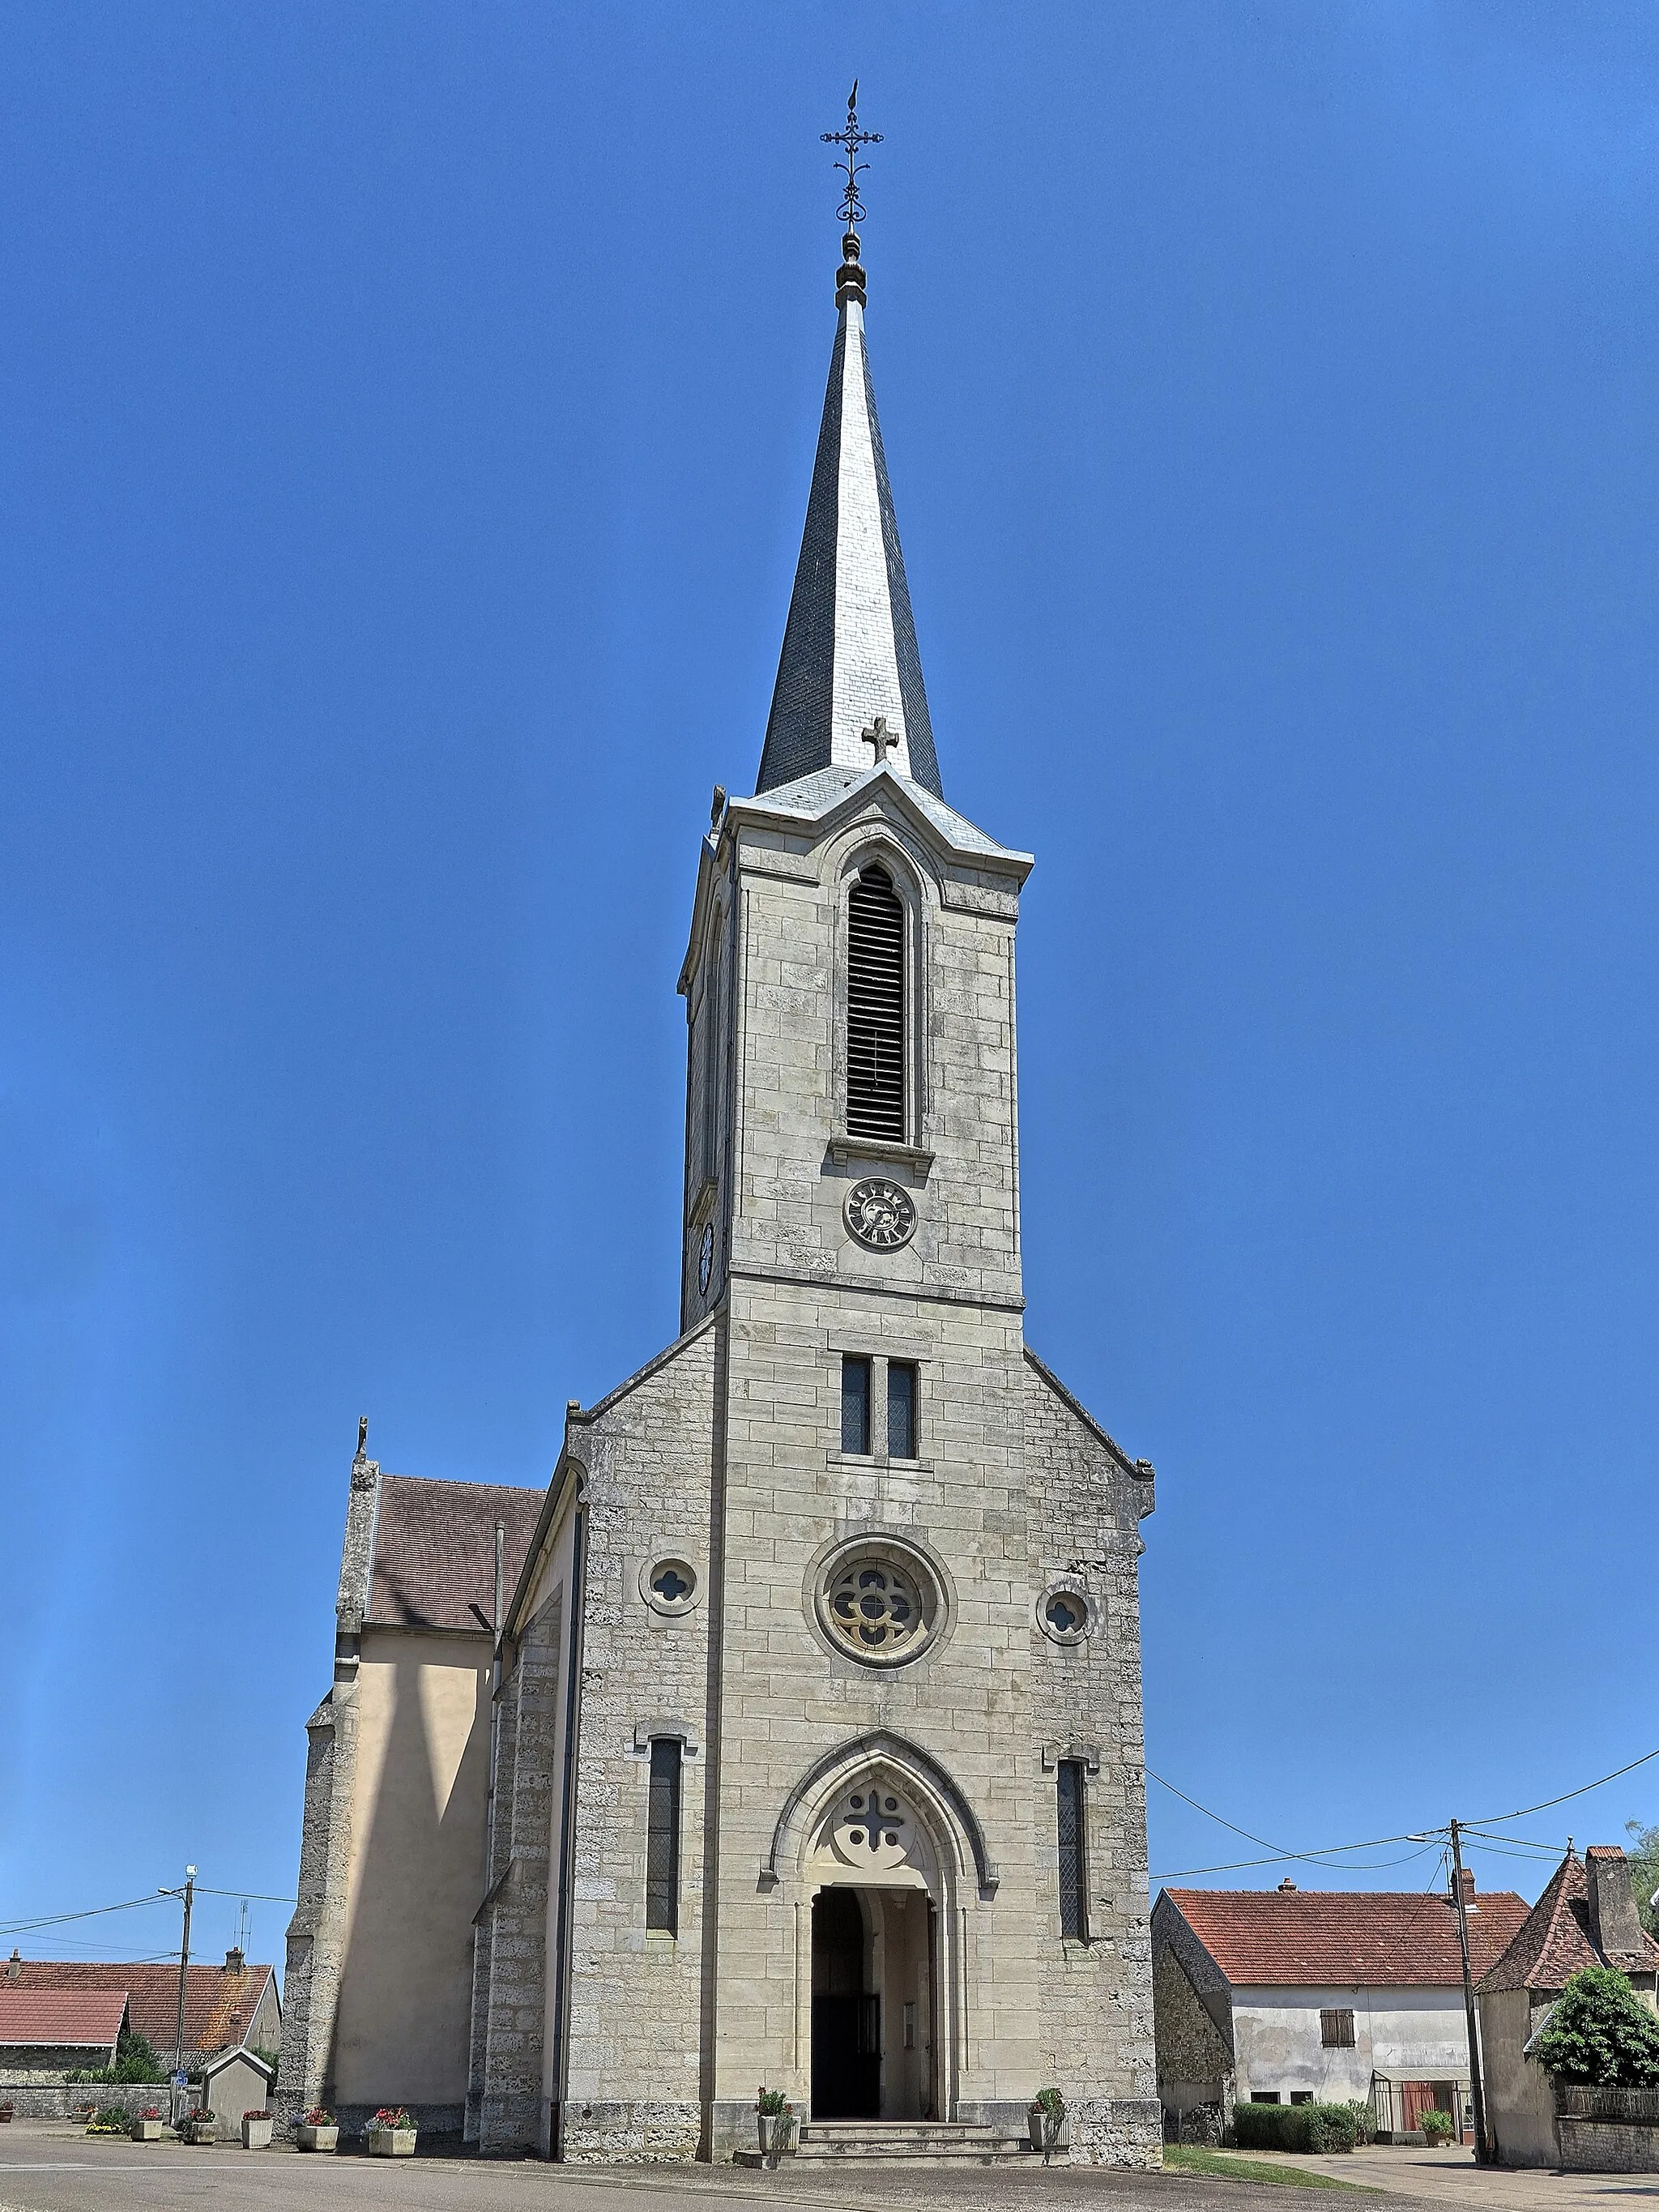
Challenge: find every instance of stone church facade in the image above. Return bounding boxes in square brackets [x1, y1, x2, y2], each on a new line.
[277, 220, 1161, 2166]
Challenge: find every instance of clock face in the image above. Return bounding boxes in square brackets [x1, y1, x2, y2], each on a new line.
[697, 1220, 714, 1293]
[844, 1177, 918, 1252]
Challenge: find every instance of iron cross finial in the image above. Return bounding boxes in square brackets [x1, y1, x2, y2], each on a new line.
[822, 80, 881, 228]
[861, 716, 897, 766]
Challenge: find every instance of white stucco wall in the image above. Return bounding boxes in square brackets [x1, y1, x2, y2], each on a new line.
[1234, 1986, 1470, 2105]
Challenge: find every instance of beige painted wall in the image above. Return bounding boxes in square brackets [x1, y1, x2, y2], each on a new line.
[332, 1626, 492, 2106]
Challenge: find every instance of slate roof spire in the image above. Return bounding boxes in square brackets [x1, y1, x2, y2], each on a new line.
[757, 118, 943, 799]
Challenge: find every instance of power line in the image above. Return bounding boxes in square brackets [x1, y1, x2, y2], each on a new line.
[1146, 1767, 1444, 1868]
[1151, 1843, 1441, 1883]
[0, 1882, 296, 1939]
[1465, 1746, 1659, 1826]
[0, 1895, 177, 1937]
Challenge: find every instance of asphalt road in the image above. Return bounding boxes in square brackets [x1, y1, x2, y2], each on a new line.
[0, 2133, 1418, 2212]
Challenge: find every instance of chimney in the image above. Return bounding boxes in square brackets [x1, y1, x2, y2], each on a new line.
[5, 1949, 19, 1981]
[224, 1946, 245, 1973]
[1277, 1878, 1298, 1893]
[1456, 1868, 1476, 1905]
[1585, 1847, 1645, 1960]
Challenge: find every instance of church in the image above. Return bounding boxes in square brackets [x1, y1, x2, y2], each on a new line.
[276, 147, 1161, 2167]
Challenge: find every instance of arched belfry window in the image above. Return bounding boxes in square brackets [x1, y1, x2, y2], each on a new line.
[847, 863, 906, 1142]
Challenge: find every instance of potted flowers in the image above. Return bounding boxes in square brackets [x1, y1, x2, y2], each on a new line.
[1421, 2107, 1455, 2148]
[296, 2107, 338, 2151]
[365, 2106, 416, 2157]
[131, 2108, 164, 2142]
[756, 2086, 793, 2164]
[242, 2108, 274, 2149]
[183, 2107, 217, 2145]
[1029, 2086, 1068, 2160]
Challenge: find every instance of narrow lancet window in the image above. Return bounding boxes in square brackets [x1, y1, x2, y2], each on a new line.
[646, 1738, 682, 1934]
[846, 865, 906, 1142]
[1057, 1760, 1088, 1941]
[841, 1356, 872, 1454]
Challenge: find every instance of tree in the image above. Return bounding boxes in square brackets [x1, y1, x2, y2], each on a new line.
[1533, 1966, 1659, 2087]
[1626, 1821, 1659, 1941]
[113, 2027, 165, 2084]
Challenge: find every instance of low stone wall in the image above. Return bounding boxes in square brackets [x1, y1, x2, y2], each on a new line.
[1070, 2098, 1164, 2169]
[1558, 2117, 1659, 2173]
[0, 2083, 173, 2122]
[558, 2099, 701, 2163]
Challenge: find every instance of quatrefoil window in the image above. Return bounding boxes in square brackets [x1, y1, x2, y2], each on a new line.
[1035, 1578, 1094, 1646]
[642, 1557, 700, 1618]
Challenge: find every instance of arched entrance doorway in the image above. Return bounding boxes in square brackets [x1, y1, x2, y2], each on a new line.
[806, 1779, 940, 2121]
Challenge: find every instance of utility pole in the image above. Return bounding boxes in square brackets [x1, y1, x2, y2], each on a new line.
[1449, 1821, 1489, 2165]
[173, 1866, 195, 2101]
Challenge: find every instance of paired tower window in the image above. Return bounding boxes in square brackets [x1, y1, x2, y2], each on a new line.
[886, 1362, 917, 1460]
[841, 1356, 872, 1454]
[846, 864, 906, 1142]
[839, 1355, 919, 1460]
[646, 1739, 682, 1934]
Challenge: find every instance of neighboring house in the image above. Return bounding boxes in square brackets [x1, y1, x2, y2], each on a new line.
[0, 1989, 129, 2080]
[1154, 1877, 1530, 2142]
[1478, 1844, 1659, 2169]
[2, 1949, 279, 2071]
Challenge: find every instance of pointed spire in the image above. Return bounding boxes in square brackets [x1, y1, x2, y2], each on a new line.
[757, 194, 942, 797]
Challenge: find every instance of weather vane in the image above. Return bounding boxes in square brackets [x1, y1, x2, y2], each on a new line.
[822, 79, 881, 228]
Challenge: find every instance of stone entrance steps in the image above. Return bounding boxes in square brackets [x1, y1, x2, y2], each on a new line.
[789, 2120, 1051, 2165]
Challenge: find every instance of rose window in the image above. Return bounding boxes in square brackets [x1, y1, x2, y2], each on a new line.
[829, 1559, 923, 1655]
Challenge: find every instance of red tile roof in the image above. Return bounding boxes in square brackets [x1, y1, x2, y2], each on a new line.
[0, 1987, 127, 2050]
[368, 1474, 544, 1633]
[2, 1960, 275, 2058]
[1164, 1885, 1532, 1988]
[1480, 1851, 1659, 1994]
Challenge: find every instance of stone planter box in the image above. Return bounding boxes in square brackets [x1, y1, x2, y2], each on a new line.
[295, 2124, 338, 2152]
[130, 2118, 164, 2142]
[366, 2126, 416, 2157]
[184, 2122, 217, 2146]
[1029, 2109, 1069, 2154]
[242, 2116, 274, 2149]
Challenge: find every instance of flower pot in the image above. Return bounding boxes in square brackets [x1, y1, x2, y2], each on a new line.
[296, 2124, 338, 2152]
[367, 2126, 416, 2157]
[758, 2114, 778, 2155]
[185, 2123, 217, 2146]
[131, 2119, 163, 2142]
[243, 2117, 273, 2149]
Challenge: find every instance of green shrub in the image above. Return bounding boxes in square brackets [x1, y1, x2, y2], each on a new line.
[1533, 1966, 1659, 2087]
[1233, 2102, 1361, 2153]
[88, 2107, 132, 2134]
[1420, 2108, 1454, 2144]
[65, 2031, 168, 2090]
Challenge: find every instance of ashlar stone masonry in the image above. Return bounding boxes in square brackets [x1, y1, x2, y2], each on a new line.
[277, 219, 1161, 2167]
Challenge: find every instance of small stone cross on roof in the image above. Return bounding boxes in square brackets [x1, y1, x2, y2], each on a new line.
[861, 716, 898, 767]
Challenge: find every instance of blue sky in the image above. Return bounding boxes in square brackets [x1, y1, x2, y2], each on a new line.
[5, 1, 1659, 1971]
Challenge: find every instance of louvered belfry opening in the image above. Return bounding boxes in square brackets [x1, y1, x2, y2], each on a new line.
[846, 865, 906, 1142]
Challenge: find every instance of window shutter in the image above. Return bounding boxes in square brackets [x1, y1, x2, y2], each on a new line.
[846, 866, 906, 1141]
